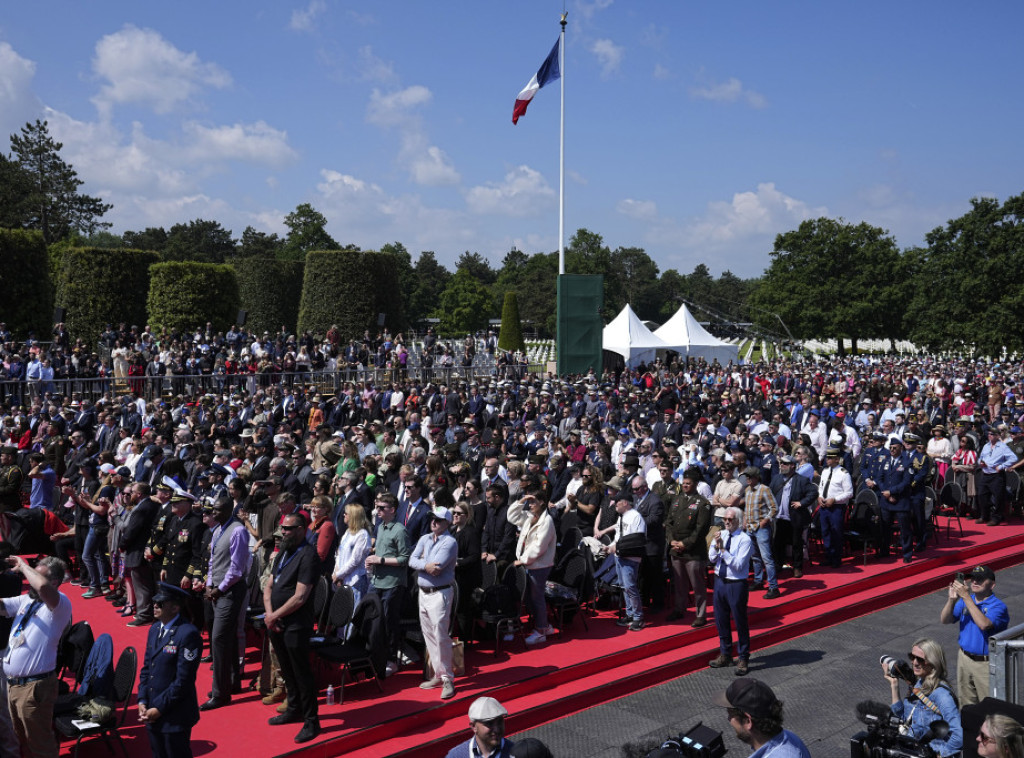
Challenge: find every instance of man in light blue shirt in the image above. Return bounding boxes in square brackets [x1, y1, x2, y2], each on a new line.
[977, 427, 1018, 525]
[709, 507, 754, 674]
[409, 507, 458, 700]
[714, 678, 811, 757]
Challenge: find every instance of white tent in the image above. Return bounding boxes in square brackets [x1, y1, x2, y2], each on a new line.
[603, 304, 669, 368]
[654, 303, 739, 364]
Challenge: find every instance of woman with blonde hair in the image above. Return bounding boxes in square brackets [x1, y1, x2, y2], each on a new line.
[332, 502, 372, 611]
[883, 637, 962, 756]
[978, 714, 1024, 758]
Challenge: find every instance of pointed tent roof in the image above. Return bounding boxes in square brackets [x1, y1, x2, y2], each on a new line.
[603, 304, 669, 367]
[654, 303, 739, 363]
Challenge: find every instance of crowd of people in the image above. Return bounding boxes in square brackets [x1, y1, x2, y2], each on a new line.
[3, 320, 1024, 756]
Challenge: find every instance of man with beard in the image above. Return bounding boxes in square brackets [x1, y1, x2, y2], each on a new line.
[1, 556, 72, 758]
[263, 512, 319, 743]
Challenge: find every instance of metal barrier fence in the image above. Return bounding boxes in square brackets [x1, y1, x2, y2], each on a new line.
[0, 363, 548, 405]
[990, 622, 1024, 704]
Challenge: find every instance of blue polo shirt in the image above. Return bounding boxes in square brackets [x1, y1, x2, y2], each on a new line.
[30, 465, 55, 510]
[954, 593, 1009, 656]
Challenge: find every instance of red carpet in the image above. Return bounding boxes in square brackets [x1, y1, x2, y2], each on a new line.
[44, 519, 1024, 758]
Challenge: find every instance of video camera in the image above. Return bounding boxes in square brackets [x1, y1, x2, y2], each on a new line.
[850, 700, 948, 758]
[633, 721, 726, 758]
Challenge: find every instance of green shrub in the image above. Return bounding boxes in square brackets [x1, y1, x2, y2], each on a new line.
[0, 229, 51, 339]
[498, 291, 526, 353]
[147, 262, 239, 333]
[297, 250, 406, 340]
[55, 247, 160, 347]
[233, 257, 304, 334]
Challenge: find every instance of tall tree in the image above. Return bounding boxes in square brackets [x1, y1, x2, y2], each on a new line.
[607, 246, 659, 320]
[455, 251, 497, 286]
[7, 120, 112, 243]
[163, 219, 236, 263]
[406, 251, 451, 325]
[905, 193, 1024, 355]
[0, 153, 34, 230]
[749, 217, 904, 356]
[437, 268, 492, 335]
[237, 226, 284, 259]
[281, 203, 338, 262]
[122, 227, 168, 252]
[491, 246, 531, 313]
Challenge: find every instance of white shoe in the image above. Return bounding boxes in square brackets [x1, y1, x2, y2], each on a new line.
[384, 661, 399, 677]
[524, 631, 546, 645]
[539, 625, 556, 636]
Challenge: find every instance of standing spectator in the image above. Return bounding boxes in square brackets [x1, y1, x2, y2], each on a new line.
[366, 492, 410, 677]
[1, 556, 72, 758]
[0, 447, 24, 513]
[607, 492, 647, 632]
[263, 512, 319, 744]
[507, 494, 557, 645]
[409, 507, 458, 700]
[742, 467, 779, 599]
[977, 428, 1018, 526]
[26, 453, 55, 511]
[665, 469, 712, 626]
[137, 583, 202, 758]
[332, 503, 371, 612]
[120, 482, 160, 626]
[940, 565, 1009, 706]
[768, 454, 817, 579]
[709, 507, 753, 675]
[630, 475, 665, 613]
[816, 447, 854, 568]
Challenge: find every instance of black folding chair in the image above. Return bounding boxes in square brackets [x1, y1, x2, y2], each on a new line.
[937, 482, 965, 537]
[55, 646, 137, 758]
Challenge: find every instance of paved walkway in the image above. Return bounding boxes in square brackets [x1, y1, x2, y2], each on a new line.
[513, 562, 1024, 757]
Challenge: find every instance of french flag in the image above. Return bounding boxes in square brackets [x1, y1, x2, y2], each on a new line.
[512, 38, 561, 125]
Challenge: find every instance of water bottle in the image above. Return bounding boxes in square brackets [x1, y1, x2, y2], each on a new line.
[326, 684, 334, 706]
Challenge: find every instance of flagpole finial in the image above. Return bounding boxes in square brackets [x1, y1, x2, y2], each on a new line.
[561, 11, 568, 28]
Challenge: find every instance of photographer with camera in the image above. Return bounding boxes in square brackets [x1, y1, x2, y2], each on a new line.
[714, 678, 810, 757]
[940, 565, 1009, 706]
[881, 638, 963, 756]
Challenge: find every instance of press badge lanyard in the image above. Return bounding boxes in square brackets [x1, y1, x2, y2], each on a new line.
[8, 600, 42, 650]
[275, 544, 305, 577]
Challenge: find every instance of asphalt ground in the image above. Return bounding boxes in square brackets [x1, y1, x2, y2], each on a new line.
[511, 561, 1024, 757]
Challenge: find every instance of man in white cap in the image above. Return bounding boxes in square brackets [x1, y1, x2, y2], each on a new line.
[445, 696, 514, 758]
[409, 506, 458, 700]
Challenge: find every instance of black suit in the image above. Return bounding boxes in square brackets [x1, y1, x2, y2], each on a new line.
[138, 617, 202, 758]
[121, 496, 160, 619]
[633, 491, 666, 609]
[769, 472, 817, 573]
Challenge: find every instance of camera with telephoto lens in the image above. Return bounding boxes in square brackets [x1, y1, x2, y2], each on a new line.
[880, 654, 915, 684]
[850, 700, 948, 758]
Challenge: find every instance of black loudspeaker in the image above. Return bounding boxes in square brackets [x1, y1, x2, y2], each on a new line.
[377, 313, 386, 327]
[236, 310, 248, 326]
[961, 697, 1024, 758]
[53, 307, 66, 323]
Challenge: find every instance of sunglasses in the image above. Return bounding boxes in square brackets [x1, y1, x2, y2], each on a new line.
[280, 525, 301, 532]
[978, 731, 995, 746]
[907, 652, 927, 665]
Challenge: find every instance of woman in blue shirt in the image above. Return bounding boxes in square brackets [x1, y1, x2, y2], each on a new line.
[883, 637, 963, 757]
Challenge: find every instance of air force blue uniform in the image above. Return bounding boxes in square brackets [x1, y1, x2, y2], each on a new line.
[138, 617, 202, 758]
[874, 450, 913, 560]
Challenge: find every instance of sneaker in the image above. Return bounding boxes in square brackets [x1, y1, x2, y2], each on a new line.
[615, 617, 633, 627]
[419, 677, 442, 690]
[524, 631, 547, 645]
[628, 619, 645, 632]
[708, 654, 733, 669]
[384, 661, 399, 678]
[538, 625, 556, 636]
[762, 588, 781, 600]
[81, 589, 103, 599]
[440, 678, 456, 700]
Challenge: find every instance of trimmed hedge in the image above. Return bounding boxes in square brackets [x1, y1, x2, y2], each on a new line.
[147, 262, 240, 334]
[498, 291, 526, 353]
[297, 250, 406, 340]
[233, 257, 304, 335]
[0, 228, 52, 339]
[56, 248, 160, 347]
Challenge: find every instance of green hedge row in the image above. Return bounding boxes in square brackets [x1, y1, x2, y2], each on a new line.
[0, 229, 51, 339]
[56, 247, 160, 347]
[234, 257, 304, 335]
[298, 250, 406, 340]
[147, 261, 240, 334]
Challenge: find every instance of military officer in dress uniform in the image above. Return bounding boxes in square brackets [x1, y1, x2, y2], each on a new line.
[868, 437, 913, 563]
[156, 491, 207, 623]
[817, 447, 854, 568]
[0, 446, 24, 513]
[137, 582, 202, 758]
[903, 433, 932, 553]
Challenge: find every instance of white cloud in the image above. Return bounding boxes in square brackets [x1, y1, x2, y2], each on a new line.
[466, 166, 555, 217]
[576, 0, 614, 21]
[182, 121, 299, 167]
[367, 85, 432, 127]
[686, 183, 826, 245]
[617, 198, 658, 220]
[357, 46, 397, 84]
[689, 77, 766, 109]
[290, 0, 327, 32]
[590, 38, 624, 77]
[653, 64, 671, 81]
[0, 42, 40, 135]
[92, 25, 231, 116]
[401, 135, 460, 186]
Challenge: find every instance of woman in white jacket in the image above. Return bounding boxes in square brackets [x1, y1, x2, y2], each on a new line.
[507, 494, 557, 645]
[332, 502, 372, 630]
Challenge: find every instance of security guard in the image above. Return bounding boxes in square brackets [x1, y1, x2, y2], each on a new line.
[870, 437, 913, 563]
[138, 582, 202, 758]
[0, 446, 24, 513]
[904, 433, 932, 552]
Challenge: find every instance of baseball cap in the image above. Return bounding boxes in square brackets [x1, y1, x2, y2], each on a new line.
[712, 678, 780, 718]
[969, 565, 996, 582]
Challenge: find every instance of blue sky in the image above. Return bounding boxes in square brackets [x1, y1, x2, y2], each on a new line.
[2, 1, 1021, 277]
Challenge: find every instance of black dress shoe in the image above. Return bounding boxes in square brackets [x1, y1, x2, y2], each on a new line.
[269, 712, 304, 726]
[690, 617, 708, 628]
[201, 654, 213, 663]
[294, 721, 321, 744]
[200, 697, 230, 711]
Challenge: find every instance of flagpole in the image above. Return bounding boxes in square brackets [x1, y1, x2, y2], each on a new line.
[558, 12, 566, 275]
